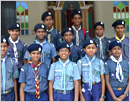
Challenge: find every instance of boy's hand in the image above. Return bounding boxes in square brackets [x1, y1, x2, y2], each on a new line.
[113, 97, 122, 101]
[99, 97, 104, 101]
[80, 97, 85, 101]
[118, 94, 126, 101]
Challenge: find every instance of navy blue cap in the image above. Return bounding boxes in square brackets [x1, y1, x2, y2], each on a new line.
[7, 22, 20, 30]
[34, 23, 46, 32]
[72, 10, 82, 18]
[93, 21, 104, 29]
[41, 11, 53, 21]
[1, 35, 9, 45]
[56, 42, 70, 52]
[109, 40, 122, 50]
[61, 27, 73, 36]
[27, 44, 43, 53]
[83, 39, 97, 48]
[112, 20, 125, 27]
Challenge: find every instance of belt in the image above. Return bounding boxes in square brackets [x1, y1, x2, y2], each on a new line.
[113, 87, 125, 91]
[54, 89, 73, 94]
[27, 90, 46, 95]
[1, 88, 13, 94]
[83, 82, 96, 85]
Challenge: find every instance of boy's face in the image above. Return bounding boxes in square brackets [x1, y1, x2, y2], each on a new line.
[72, 14, 82, 26]
[35, 29, 46, 40]
[111, 46, 122, 58]
[114, 25, 126, 36]
[84, 44, 97, 58]
[8, 29, 20, 40]
[57, 48, 71, 60]
[29, 51, 42, 63]
[62, 31, 74, 44]
[95, 25, 105, 37]
[43, 16, 54, 29]
[1, 43, 9, 57]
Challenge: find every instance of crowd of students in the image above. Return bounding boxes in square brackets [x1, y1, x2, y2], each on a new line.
[1, 10, 129, 101]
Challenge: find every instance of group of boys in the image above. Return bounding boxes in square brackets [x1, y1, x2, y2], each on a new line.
[1, 10, 129, 101]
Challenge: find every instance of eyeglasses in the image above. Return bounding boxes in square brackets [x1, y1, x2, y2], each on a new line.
[37, 31, 46, 33]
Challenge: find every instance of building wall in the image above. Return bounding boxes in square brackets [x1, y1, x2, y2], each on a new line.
[19, 1, 129, 45]
[19, 1, 47, 45]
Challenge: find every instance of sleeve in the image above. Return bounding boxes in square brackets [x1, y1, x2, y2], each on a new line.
[104, 61, 109, 75]
[100, 59, 105, 75]
[48, 63, 55, 81]
[56, 30, 63, 45]
[24, 50, 31, 60]
[12, 59, 19, 79]
[51, 44, 57, 58]
[23, 42, 28, 57]
[19, 67, 26, 83]
[77, 46, 85, 59]
[77, 60, 82, 75]
[73, 63, 81, 81]
[86, 30, 90, 40]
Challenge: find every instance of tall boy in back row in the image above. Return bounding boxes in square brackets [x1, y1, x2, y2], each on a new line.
[71, 10, 90, 46]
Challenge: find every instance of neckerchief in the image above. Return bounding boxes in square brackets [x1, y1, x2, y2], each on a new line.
[85, 54, 95, 91]
[9, 36, 19, 65]
[96, 35, 104, 59]
[59, 58, 70, 94]
[110, 55, 124, 82]
[115, 34, 125, 42]
[46, 26, 54, 43]
[29, 60, 42, 99]
[72, 25, 81, 46]
[1, 55, 7, 93]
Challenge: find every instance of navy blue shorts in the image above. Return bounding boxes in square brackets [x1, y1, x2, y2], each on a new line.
[1, 90, 15, 101]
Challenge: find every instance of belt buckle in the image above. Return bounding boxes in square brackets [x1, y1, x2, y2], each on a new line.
[5, 90, 8, 94]
[92, 82, 95, 85]
[62, 91, 66, 94]
[118, 87, 122, 90]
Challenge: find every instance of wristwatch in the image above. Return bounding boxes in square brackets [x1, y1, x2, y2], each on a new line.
[101, 95, 106, 99]
[124, 92, 128, 96]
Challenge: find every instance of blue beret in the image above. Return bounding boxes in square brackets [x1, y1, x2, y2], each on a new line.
[7, 22, 20, 30]
[61, 27, 73, 36]
[93, 21, 104, 29]
[56, 42, 70, 52]
[27, 44, 43, 53]
[72, 10, 82, 18]
[112, 20, 125, 27]
[83, 39, 97, 48]
[1, 35, 9, 45]
[34, 23, 46, 32]
[109, 41, 122, 50]
[41, 11, 53, 21]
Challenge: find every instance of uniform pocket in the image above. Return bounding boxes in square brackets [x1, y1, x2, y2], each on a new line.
[68, 74, 74, 82]
[54, 71, 62, 81]
[82, 68, 89, 77]
[44, 50, 51, 59]
[94, 68, 100, 77]
[26, 74, 35, 85]
[8, 69, 13, 80]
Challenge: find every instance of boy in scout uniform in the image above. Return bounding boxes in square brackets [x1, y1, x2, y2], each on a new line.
[19, 44, 49, 101]
[77, 39, 105, 101]
[105, 41, 129, 101]
[61, 27, 84, 62]
[7, 22, 27, 100]
[48, 42, 80, 101]
[24, 23, 57, 72]
[1, 35, 19, 101]
[41, 11, 62, 47]
[93, 21, 109, 62]
[109, 20, 129, 60]
[71, 10, 90, 46]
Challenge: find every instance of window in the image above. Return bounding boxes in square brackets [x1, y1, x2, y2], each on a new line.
[113, 1, 129, 32]
[16, 1, 29, 35]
